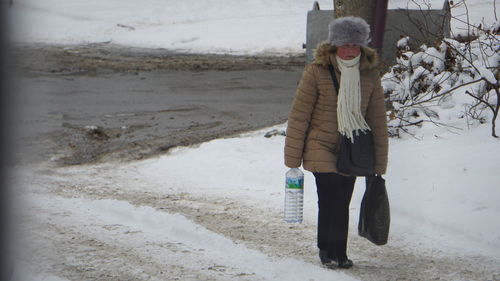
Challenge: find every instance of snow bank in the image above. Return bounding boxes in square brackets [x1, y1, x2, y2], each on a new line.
[7, 0, 499, 55]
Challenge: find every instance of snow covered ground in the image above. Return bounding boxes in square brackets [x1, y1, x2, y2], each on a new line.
[10, 123, 500, 281]
[7, 0, 500, 55]
[67, 123, 500, 260]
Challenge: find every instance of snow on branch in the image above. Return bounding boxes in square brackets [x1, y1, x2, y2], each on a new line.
[382, 18, 500, 138]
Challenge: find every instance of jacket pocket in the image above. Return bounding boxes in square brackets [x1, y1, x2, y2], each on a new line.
[316, 130, 340, 153]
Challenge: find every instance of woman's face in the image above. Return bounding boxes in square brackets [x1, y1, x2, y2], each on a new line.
[337, 43, 361, 60]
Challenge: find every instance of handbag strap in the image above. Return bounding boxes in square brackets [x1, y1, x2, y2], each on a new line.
[328, 64, 340, 95]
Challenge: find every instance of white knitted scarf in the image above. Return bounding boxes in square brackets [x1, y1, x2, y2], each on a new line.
[336, 54, 371, 142]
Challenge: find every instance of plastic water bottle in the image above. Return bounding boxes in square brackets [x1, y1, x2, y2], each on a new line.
[284, 168, 304, 223]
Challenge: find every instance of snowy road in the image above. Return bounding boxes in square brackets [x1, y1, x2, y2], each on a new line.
[12, 43, 302, 166]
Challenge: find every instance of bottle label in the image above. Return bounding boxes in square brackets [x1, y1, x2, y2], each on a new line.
[286, 177, 303, 189]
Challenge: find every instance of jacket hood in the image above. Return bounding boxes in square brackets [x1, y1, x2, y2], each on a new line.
[312, 41, 379, 71]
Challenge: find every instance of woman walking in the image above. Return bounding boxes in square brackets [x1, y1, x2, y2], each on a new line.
[284, 16, 388, 269]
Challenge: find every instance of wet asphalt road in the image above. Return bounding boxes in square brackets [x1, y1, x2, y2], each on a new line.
[13, 68, 302, 165]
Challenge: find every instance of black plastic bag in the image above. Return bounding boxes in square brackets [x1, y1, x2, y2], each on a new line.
[336, 130, 375, 176]
[358, 175, 390, 245]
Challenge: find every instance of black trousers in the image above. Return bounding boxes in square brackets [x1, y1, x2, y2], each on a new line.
[313, 172, 356, 262]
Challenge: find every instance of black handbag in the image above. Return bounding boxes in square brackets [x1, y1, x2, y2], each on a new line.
[358, 175, 390, 245]
[337, 131, 375, 176]
[328, 64, 375, 176]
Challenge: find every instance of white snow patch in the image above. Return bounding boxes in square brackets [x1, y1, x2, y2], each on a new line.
[6, 0, 499, 55]
[25, 193, 360, 281]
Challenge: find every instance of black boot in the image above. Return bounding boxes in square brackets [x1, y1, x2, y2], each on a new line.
[336, 258, 353, 269]
[319, 250, 333, 265]
[323, 254, 354, 269]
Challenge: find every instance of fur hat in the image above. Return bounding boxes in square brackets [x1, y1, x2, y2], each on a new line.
[328, 16, 371, 47]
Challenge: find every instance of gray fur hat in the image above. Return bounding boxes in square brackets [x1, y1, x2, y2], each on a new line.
[328, 16, 371, 47]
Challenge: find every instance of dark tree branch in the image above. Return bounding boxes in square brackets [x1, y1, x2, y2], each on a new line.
[400, 78, 485, 108]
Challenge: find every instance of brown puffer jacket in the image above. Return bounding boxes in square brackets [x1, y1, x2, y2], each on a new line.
[284, 42, 389, 174]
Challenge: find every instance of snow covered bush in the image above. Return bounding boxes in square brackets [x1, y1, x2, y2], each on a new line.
[382, 22, 499, 138]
